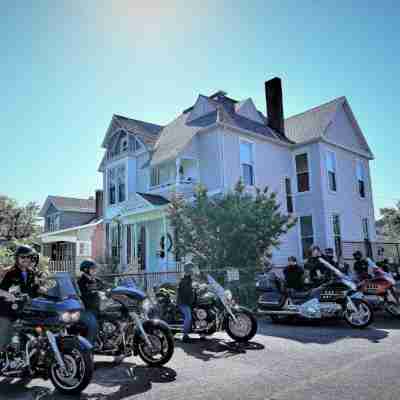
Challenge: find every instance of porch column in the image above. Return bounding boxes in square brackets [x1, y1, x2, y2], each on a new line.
[134, 223, 138, 269]
[175, 157, 181, 187]
[162, 216, 168, 272]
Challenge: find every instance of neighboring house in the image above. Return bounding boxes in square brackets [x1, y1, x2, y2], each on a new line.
[38, 191, 105, 272]
[98, 77, 376, 271]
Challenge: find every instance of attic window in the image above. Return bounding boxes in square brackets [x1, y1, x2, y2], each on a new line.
[121, 139, 128, 152]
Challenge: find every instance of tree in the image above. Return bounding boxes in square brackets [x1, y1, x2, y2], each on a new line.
[380, 201, 400, 242]
[168, 181, 296, 276]
[0, 195, 41, 241]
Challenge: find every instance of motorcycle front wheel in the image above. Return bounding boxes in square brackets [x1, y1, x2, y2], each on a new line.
[137, 323, 174, 367]
[343, 299, 373, 329]
[49, 344, 93, 394]
[226, 308, 258, 342]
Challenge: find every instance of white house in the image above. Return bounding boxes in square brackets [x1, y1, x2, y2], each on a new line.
[98, 77, 376, 271]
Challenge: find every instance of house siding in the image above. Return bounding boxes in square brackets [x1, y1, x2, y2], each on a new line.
[198, 129, 222, 192]
[321, 142, 376, 246]
[59, 211, 95, 230]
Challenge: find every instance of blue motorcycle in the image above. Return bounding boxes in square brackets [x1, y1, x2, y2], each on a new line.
[0, 273, 94, 394]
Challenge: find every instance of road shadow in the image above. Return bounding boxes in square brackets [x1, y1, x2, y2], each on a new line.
[257, 316, 389, 345]
[0, 362, 177, 400]
[176, 337, 265, 362]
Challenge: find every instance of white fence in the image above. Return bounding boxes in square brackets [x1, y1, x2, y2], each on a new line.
[48, 260, 76, 274]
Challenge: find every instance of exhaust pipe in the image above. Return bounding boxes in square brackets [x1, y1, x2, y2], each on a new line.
[256, 309, 298, 316]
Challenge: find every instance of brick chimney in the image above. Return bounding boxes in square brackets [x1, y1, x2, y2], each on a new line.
[95, 190, 104, 219]
[265, 77, 285, 136]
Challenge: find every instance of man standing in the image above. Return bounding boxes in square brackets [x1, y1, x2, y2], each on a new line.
[177, 263, 195, 343]
[283, 256, 304, 291]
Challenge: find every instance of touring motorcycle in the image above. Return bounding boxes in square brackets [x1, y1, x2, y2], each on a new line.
[153, 274, 258, 342]
[353, 258, 400, 318]
[0, 273, 94, 394]
[256, 258, 374, 328]
[70, 277, 174, 367]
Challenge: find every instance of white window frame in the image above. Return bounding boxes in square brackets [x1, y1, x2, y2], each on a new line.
[293, 150, 312, 194]
[326, 150, 338, 193]
[239, 138, 256, 187]
[356, 159, 367, 199]
[298, 214, 314, 260]
[107, 161, 127, 206]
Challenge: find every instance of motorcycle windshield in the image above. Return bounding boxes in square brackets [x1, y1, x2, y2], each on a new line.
[46, 272, 81, 300]
[318, 258, 356, 290]
[207, 274, 226, 302]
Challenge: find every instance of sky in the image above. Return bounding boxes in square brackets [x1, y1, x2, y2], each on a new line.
[1, 1, 399, 217]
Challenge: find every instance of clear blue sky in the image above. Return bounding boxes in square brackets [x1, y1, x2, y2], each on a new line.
[1, 1, 399, 217]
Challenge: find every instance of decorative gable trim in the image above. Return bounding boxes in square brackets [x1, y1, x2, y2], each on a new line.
[187, 95, 217, 123]
[39, 197, 59, 217]
[235, 98, 264, 124]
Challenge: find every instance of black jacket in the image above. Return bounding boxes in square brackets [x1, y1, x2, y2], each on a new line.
[353, 259, 369, 275]
[77, 273, 104, 311]
[283, 264, 304, 291]
[305, 257, 332, 283]
[0, 266, 40, 297]
[177, 275, 194, 306]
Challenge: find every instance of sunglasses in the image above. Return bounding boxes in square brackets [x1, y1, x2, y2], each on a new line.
[19, 255, 33, 260]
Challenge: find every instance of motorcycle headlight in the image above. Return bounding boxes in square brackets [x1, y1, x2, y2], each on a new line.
[224, 289, 233, 302]
[142, 298, 153, 315]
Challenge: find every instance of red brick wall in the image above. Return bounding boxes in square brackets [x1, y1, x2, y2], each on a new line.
[91, 223, 105, 261]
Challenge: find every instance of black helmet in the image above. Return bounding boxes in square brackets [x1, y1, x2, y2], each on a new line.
[325, 248, 334, 256]
[15, 245, 35, 259]
[353, 250, 363, 260]
[80, 259, 97, 273]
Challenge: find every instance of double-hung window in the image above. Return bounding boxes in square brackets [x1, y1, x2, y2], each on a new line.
[285, 177, 294, 213]
[326, 151, 337, 192]
[300, 215, 314, 259]
[295, 153, 310, 192]
[332, 214, 342, 257]
[240, 140, 254, 186]
[356, 160, 366, 198]
[151, 167, 160, 187]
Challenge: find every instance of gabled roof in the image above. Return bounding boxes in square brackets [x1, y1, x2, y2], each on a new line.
[39, 196, 96, 217]
[101, 114, 163, 149]
[284, 97, 345, 143]
[150, 93, 292, 166]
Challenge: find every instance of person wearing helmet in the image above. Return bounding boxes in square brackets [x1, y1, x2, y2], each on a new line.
[177, 263, 195, 342]
[77, 259, 103, 346]
[353, 251, 369, 280]
[0, 245, 41, 356]
[305, 245, 333, 285]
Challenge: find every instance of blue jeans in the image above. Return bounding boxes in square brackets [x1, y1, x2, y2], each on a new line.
[179, 305, 192, 336]
[79, 310, 98, 345]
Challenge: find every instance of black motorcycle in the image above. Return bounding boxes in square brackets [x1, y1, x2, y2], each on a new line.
[256, 258, 374, 329]
[0, 273, 94, 394]
[70, 277, 174, 367]
[154, 274, 258, 342]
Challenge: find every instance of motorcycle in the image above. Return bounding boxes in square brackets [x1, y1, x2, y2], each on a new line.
[0, 272, 94, 394]
[353, 258, 400, 318]
[256, 258, 374, 328]
[153, 274, 258, 342]
[69, 277, 175, 367]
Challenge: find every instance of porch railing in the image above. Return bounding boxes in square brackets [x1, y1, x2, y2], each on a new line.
[48, 260, 76, 274]
[342, 240, 400, 263]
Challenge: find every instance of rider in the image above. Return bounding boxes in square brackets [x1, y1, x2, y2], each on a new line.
[283, 256, 304, 291]
[177, 263, 195, 343]
[323, 248, 338, 268]
[77, 259, 102, 346]
[352, 251, 369, 280]
[305, 245, 332, 285]
[0, 245, 41, 359]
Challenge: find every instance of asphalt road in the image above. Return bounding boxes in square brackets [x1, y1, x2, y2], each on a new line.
[2, 314, 400, 400]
